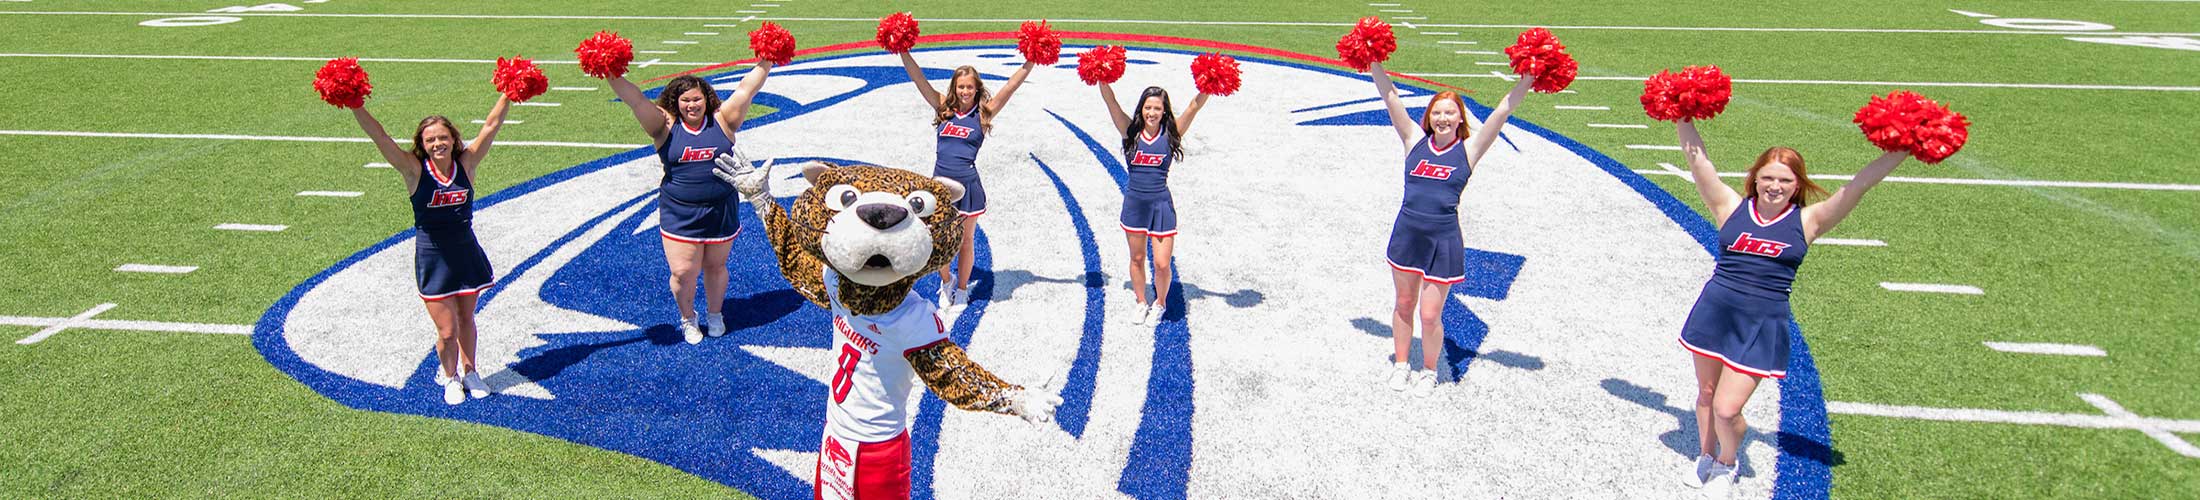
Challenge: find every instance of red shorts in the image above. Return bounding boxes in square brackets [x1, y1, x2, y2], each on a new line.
[814, 430, 912, 500]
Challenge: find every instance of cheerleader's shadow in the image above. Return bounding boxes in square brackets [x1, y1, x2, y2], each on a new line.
[716, 289, 808, 331]
[1349, 316, 1546, 379]
[1597, 378, 1844, 475]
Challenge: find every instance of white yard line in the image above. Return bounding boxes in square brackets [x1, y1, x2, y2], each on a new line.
[1982, 342, 2107, 357]
[1587, 123, 1648, 129]
[1421, 31, 1459, 35]
[12, 11, 2200, 36]
[14, 303, 116, 345]
[365, 162, 390, 168]
[1949, 9, 1997, 18]
[1472, 61, 1510, 66]
[636, 50, 679, 54]
[1878, 282, 1985, 295]
[1828, 398, 2200, 434]
[1653, 162, 1689, 178]
[297, 191, 364, 197]
[0, 130, 640, 149]
[214, 223, 287, 232]
[1814, 238, 1886, 247]
[2081, 394, 2200, 458]
[1454, 50, 1500, 55]
[684, 32, 720, 36]
[7, 310, 253, 344]
[115, 264, 197, 274]
[1402, 72, 2200, 92]
[1629, 169, 2200, 192]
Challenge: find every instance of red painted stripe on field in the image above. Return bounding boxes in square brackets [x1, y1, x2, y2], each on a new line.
[643, 31, 1469, 93]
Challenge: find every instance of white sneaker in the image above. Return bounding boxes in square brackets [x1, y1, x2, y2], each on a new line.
[462, 370, 491, 399]
[1384, 362, 1411, 392]
[1700, 460, 1736, 499]
[703, 313, 727, 337]
[949, 283, 974, 311]
[434, 369, 454, 387]
[1142, 303, 1164, 324]
[1408, 370, 1437, 397]
[680, 317, 703, 345]
[936, 279, 954, 309]
[1680, 454, 1715, 488]
[1130, 303, 1151, 325]
[442, 379, 466, 405]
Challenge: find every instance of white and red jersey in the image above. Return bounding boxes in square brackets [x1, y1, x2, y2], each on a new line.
[820, 268, 950, 444]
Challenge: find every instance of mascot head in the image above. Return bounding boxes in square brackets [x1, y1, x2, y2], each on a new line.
[788, 162, 966, 288]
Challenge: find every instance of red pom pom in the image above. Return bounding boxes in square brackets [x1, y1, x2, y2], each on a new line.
[1505, 27, 1575, 90]
[1191, 53, 1241, 96]
[493, 56, 549, 102]
[1018, 20, 1063, 65]
[1639, 65, 1732, 121]
[1853, 91, 1970, 164]
[313, 57, 372, 108]
[1076, 45, 1126, 86]
[574, 31, 634, 80]
[877, 12, 918, 53]
[1334, 16, 1396, 72]
[1531, 52, 1578, 93]
[750, 22, 796, 66]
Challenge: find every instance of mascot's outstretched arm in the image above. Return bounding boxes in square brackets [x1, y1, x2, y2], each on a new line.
[717, 152, 830, 309]
[907, 343, 1063, 423]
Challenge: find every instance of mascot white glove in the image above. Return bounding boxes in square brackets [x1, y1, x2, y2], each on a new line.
[714, 149, 774, 203]
[1006, 377, 1065, 424]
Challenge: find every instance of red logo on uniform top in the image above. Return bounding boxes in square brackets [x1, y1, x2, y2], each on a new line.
[940, 123, 974, 139]
[1729, 232, 1790, 257]
[678, 146, 718, 163]
[1409, 160, 1456, 180]
[426, 188, 469, 208]
[1131, 152, 1167, 167]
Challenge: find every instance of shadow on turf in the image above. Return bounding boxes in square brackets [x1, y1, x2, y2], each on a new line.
[1349, 317, 1547, 376]
[1598, 378, 1846, 474]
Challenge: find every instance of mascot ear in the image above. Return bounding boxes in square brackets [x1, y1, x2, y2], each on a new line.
[932, 176, 966, 203]
[801, 161, 832, 186]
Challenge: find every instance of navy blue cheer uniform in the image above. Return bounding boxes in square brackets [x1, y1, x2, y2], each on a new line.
[656, 116, 741, 244]
[411, 159, 495, 301]
[1679, 198, 1810, 379]
[1385, 136, 1470, 284]
[934, 104, 988, 217]
[1119, 129, 1179, 237]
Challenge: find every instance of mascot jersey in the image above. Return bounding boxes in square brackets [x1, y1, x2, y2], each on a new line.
[820, 267, 950, 444]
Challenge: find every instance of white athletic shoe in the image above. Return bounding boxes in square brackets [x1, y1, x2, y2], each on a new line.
[442, 379, 466, 405]
[703, 313, 727, 338]
[1681, 454, 1716, 488]
[434, 370, 454, 387]
[1700, 460, 1736, 499]
[1142, 304, 1164, 325]
[1130, 303, 1151, 325]
[949, 283, 974, 311]
[1384, 362, 1412, 392]
[935, 279, 954, 309]
[680, 317, 703, 345]
[462, 370, 491, 399]
[1408, 370, 1437, 397]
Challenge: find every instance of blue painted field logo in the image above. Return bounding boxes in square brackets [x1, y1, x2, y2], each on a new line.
[255, 43, 1832, 499]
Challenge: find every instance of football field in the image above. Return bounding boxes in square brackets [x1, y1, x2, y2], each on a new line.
[2, 1, 2196, 498]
